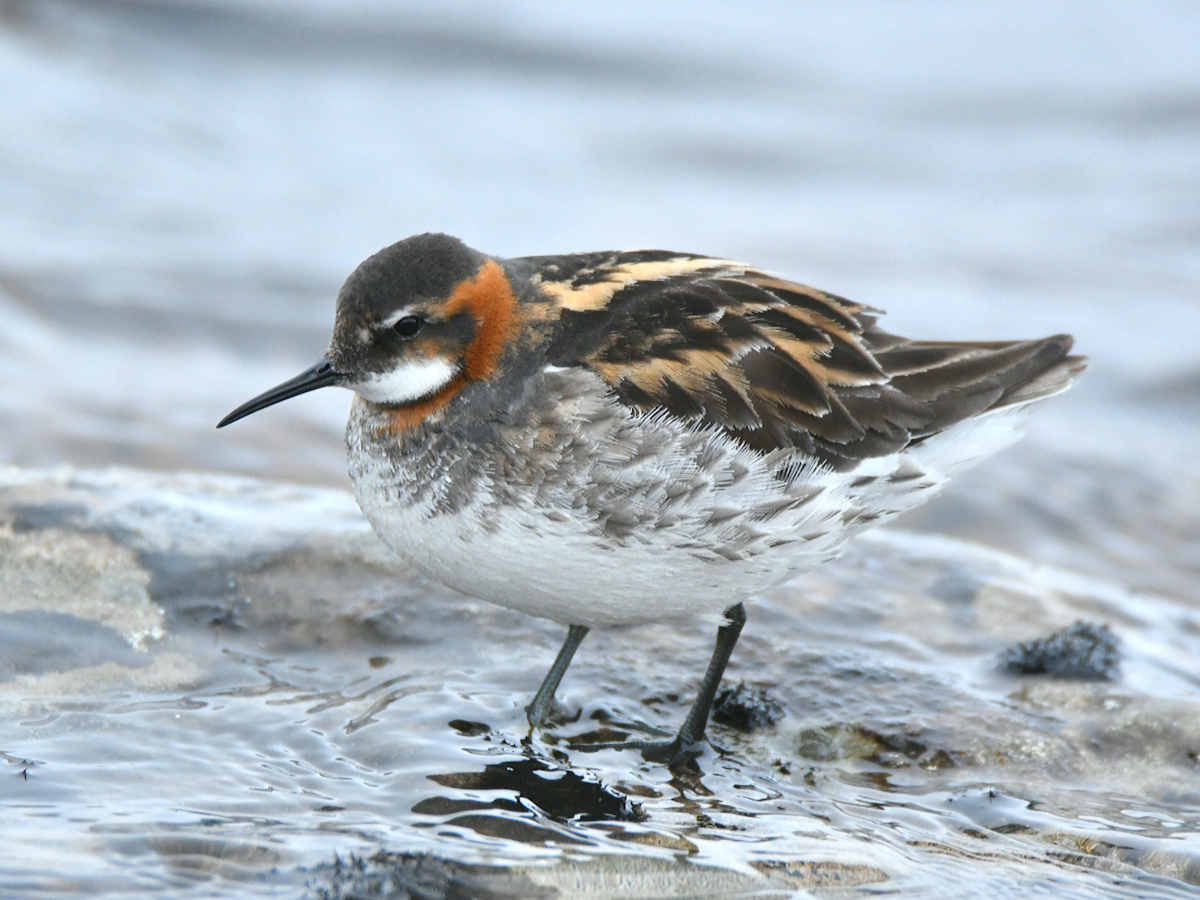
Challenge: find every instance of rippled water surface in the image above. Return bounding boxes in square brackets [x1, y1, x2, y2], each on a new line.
[2, 1, 1199, 897]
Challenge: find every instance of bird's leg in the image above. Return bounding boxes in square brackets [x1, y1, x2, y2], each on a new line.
[641, 602, 746, 765]
[526, 624, 590, 728]
[575, 604, 747, 764]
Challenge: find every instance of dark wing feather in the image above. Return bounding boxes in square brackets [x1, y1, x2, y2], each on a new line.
[536, 253, 1083, 468]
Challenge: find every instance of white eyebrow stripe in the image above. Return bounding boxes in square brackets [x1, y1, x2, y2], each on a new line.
[353, 358, 459, 405]
[381, 308, 422, 329]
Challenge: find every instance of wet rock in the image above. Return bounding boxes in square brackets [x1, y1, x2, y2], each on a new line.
[427, 757, 640, 822]
[0, 520, 164, 653]
[9, 500, 89, 532]
[310, 851, 887, 899]
[439, 814, 591, 846]
[1000, 621, 1120, 680]
[794, 723, 956, 770]
[110, 834, 281, 880]
[711, 682, 783, 731]
[0, 610, 148, 676]
[312, 852, 555, 900]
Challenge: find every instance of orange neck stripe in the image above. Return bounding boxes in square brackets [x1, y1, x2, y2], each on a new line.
[445, 259, 519, 382]
[381, 374, 467, 435]
[382, 259, 519, 436]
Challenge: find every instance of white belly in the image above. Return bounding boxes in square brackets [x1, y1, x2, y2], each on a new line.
[350, 481, 830, 627]
[344, 376, 1034, 627]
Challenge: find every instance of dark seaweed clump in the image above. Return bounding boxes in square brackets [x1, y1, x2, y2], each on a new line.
[712, 682, 784, 730]
[1000, 621, 1120, 680]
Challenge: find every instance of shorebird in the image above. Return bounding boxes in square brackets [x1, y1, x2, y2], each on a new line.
[219, 233, 1084, 765]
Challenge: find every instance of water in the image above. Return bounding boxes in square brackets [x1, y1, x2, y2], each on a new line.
[4, 469, 1200, 898]
[1, 1, 1199, 896]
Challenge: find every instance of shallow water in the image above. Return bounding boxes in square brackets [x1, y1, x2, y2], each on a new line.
[3, 468, 1200, 899]
[2, 1, 1200, 897]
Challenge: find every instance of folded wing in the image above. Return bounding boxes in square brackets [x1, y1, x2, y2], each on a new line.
[537, 253, 1085, 467]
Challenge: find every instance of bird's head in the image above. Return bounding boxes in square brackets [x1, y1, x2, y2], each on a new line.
[218, 233, 520, 429]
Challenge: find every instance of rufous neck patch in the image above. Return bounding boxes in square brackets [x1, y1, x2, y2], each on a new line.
[380, 375, 466, 435]
[379, 259, 519, 437]
[445, 259, 520, 382]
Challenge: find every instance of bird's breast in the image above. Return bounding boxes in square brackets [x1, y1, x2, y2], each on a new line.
[342, 378, 864, 624]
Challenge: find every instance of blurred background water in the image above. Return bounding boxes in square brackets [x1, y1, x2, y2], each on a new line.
[1, 1, 1199, 897]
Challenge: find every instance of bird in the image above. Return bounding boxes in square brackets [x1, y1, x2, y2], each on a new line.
[218, 232, 1085, 766]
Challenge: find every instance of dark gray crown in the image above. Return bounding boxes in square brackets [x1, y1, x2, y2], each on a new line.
[329, 233, 486, 373]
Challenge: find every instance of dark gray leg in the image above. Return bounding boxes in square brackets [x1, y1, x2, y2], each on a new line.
[526, 624, 590, 728]
[643, 602, 746, 764]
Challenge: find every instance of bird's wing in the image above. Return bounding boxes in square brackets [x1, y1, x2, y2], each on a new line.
[531, 251, 1082, 466]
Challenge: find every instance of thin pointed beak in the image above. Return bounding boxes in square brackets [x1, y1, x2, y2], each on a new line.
[217, 357, 343, 428]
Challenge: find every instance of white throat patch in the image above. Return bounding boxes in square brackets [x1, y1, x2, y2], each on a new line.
[353, 358, 460, 405]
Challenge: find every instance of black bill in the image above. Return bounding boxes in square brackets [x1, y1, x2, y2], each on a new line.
[217, 357, 343, 428]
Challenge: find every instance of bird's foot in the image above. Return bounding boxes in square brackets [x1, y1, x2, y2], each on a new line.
[525, 701, 583, 733]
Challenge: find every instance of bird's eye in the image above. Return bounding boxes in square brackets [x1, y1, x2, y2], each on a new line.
[393, 316, 423, 338]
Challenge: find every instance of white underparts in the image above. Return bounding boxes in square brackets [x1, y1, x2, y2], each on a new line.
[353, 358, 459, 405]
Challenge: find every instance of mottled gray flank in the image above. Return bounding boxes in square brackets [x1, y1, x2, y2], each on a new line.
[350, 366, 826, 542]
